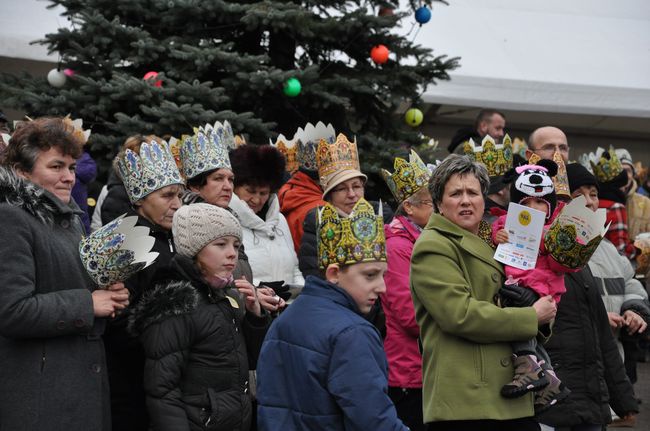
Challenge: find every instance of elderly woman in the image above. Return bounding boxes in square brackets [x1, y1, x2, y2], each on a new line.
[381, 151, 432, 431]
[229, 144, 303, 289]
[128, 203, 270, 431]
[410, 154, 557, 431]
[104, 136, 185, 431]
[0, 118, 129, 431]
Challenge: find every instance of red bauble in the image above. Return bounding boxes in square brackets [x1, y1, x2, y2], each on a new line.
[370, 45, 389, 64]
[143, 71, 162, 87]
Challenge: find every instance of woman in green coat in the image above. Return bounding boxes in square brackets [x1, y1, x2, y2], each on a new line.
[410, 154, 557, 431]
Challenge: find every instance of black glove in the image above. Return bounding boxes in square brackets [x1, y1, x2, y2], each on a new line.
[258, 280, 292, 301]
[498, 282, 539, 308]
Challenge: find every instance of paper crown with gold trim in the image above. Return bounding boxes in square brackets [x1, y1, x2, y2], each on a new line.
[62, 115, 91, 145]
[79, 214, 159, 288]
[317, 133, 365, 194]
[544, 195, 610, 269]
[179, 121, 235, 180]
[271, 133, 299, 174]
[317, 198, 386, 269]
[296, 122, 336, 171]
[585, 146, 624, 183]
[118, 139, 184, 203]
[381, 150, 430, 203]
[528, 150, 571, 198]
[463, 134, 513, 177]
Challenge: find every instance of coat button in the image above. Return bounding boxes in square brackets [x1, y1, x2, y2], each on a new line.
[74, 319, 85, 328]
[56, 320, 66, 330]
[491, 273, 499, 282]
[91, 364, 102, 373]
[60, 219, 70, 229]
[500, 357, 511, 367]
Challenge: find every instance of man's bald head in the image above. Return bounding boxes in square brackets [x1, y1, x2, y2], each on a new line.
[526, 126, 569, 162]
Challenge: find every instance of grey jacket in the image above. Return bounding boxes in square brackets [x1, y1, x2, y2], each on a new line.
[0, 167, 110, 431]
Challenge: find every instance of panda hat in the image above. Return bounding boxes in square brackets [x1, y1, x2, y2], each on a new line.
[504, 159, 558, 220]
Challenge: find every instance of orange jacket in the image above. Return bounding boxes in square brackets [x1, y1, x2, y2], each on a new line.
[278, 171, 326, 252]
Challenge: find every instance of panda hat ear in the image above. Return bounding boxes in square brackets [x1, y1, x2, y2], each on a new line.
[536, 159, 558, 177]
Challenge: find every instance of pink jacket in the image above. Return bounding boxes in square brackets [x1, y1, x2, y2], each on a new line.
[492, 215, 570, 303]
[382, 216, 422, 388]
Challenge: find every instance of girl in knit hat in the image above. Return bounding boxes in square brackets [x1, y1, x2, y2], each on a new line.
[128, 203, 270, 431]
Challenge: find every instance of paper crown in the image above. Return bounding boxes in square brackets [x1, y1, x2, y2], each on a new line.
[528, 151, 571, 198]
[271, 133, 299, 174]
[118, 139, 184, 203]
[463, 134, 513, 177]
[317, 198, 386, 269]
[179, 121, 235, 180]
[586, 146, 624, 183]
[317, 132, 361, 186]
[295, 121, 336, 171]
[544, 195, 610, 269]
[381, 150, 430, 203]
[62, 115, 91, 145]
[79, 214, 159, 287]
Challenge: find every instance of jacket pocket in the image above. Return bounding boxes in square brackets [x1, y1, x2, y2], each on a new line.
[473, 345, 485, 383]
[202, 388, 250, 431]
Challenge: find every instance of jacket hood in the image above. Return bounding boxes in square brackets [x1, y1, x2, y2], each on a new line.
[0, 165, 81, 225]
[385, 215, 421, 243]
[230, 192, 280, 234]
[279, 171, 325, 213]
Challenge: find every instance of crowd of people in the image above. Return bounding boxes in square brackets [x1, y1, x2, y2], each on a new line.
[0, 111, 648, 431]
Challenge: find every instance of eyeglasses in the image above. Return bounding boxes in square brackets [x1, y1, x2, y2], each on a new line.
[331, 184, 364, 195]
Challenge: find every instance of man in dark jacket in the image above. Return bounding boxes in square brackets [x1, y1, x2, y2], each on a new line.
[257, 198, 407, 430]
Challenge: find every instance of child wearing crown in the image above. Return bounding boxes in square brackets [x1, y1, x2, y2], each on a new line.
[256, 198, 408, 431]
[492, 159, 573, 413]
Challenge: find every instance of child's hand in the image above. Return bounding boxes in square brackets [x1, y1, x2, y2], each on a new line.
[234, 276, 262, 317]
[495, 229, 509, 244]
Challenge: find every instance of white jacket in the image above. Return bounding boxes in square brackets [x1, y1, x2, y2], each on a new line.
[229, 193, 304, 287]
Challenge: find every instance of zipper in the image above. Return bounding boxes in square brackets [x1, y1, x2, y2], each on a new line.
[168, 238, 174, 253]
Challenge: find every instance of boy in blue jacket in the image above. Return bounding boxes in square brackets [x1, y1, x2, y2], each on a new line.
[256, 198, 408, 430]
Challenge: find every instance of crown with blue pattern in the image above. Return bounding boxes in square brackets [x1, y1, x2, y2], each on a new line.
[180, 121, 235, 180]
[295, 122, 336, 171]
[118, 139, 184, 203]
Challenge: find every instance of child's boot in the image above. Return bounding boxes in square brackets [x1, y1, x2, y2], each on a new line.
[534, 369, 571, 414]
[501, 354, 549, 398]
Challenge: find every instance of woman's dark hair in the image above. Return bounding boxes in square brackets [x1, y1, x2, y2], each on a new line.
[186, 168, 219, 189]
[428, 154, 489, 212]
[2, 117, 83, 171]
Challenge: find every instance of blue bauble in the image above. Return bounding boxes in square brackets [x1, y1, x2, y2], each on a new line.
[415, 6, 432, 24]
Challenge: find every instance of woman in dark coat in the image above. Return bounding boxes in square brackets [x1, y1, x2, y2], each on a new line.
[0, 118, 129, 431]
[129, 203, 270, 431]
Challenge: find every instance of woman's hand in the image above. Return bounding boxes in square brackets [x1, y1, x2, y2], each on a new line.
[495, 229, 509, 244]
[532, 295, 557, 325]
[235, 276, 262, 317]
[257, 287, 286, 313]
[622, 310, 647, 335]
[607, 311, 625, 330]
[92, 285, 129, 318]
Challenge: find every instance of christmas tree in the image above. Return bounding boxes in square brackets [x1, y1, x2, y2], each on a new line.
[0, 0, 458, 185]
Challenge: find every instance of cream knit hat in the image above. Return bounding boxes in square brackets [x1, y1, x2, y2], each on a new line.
[172, 203, 242, 258]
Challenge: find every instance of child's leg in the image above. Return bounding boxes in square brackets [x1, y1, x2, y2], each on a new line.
[533, 344, 571, 414]
[502, 338, 549, 398]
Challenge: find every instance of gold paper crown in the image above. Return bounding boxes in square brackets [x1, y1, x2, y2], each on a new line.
[295, 122, 336, 171]
[529, 151, 571, 198]
[271, 133, 299, 174]
[317, 198, 386, 269]
[463, 134, 513, 177]
[62, 115, 91, 145]
[381, 150, 430, 203]
[316, 133, 361, 187]
[587, 146, 624, 183]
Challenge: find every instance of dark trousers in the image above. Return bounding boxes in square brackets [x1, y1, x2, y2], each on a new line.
[428, 417, 540, 431]
[388, 387, 426, 431]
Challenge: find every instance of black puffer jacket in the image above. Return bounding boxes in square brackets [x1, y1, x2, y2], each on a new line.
[537, 267, 639, 427]
[128, 255, 270, 431]
[100, 169, 131, 225]
[298, 200, 393, 278]
[104, 213, 177, 431]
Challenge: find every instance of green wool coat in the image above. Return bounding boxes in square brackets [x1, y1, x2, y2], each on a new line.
[410, 213, 539, 423]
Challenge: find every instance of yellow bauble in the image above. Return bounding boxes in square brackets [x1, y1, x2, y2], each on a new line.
[405, 108, 423, 127]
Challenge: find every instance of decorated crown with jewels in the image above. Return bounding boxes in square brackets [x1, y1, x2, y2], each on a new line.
[463, 134, 513, 177]
[118, 139, 184, 203]
[79, 214, 159, 288]
[180, 121, 235, 180]
[317, 198, 386, 269]
[586, 146, 624, 183]
[271, 133, 299, 174]
[295, 122, 336, 171]
[382, 150, 430, 203]
[528, 150, 571, 198]
[316, 133, 361, 186]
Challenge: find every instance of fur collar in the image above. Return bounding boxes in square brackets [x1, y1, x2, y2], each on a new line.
[127, 280, 200, 336]
[0, 166, 58, 225]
